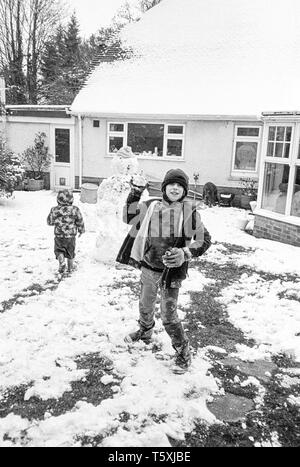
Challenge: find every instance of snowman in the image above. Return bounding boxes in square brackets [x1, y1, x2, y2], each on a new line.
[94, 146, 148, 263]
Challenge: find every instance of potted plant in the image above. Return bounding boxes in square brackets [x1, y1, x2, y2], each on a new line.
[240, 177, 258, 209]
[21, 132, 52, 191]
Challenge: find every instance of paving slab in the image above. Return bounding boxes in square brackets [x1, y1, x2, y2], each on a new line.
[221, 357, 277, 383]
[208, 394, 255, 422]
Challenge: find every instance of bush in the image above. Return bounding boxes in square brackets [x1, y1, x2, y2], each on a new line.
[21, 132, 52, 180]
[0, 136, 24, 199]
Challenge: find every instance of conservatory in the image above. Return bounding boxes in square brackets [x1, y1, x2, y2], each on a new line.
[253, 112, 300, 247]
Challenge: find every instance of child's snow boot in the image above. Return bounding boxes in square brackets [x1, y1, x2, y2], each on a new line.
[171, 341, 192, 374]
[124, 325, 154, 345]
[67, 259, 74, 273]
[58, 254, 66, 274]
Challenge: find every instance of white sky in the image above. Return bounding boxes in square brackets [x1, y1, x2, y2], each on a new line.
[67, 0, 136, 36]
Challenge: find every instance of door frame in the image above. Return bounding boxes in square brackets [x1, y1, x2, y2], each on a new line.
[50, 123, 75, 190]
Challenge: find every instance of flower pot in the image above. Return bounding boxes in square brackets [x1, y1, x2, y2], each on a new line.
[27, 179, 44, 191]
[240, 194, 255, 209]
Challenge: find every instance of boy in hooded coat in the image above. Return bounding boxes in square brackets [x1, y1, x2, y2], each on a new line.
[47, 189, 85, 273]
[117, 168, 211, 374]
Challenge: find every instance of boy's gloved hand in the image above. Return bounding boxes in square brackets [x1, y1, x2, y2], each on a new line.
[162, 248, 185, 268]
[130, 175, 148, 194]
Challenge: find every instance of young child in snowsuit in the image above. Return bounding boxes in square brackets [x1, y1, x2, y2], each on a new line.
[47, 189, 85, 274]
[116, 169, 211, 374]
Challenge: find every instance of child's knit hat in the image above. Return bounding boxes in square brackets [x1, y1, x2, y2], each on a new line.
[57, 189, 74, 206]
[161, 168, 189, 197]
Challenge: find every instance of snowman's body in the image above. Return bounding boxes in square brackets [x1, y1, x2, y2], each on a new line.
[94, 153, 148, 263]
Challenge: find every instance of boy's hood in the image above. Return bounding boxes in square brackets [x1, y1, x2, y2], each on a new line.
[57, 189, 74, 206]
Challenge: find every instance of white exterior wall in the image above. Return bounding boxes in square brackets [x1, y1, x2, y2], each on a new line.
[80, 117, 107, 179]
[6, 116, 76, 189]
[80, 117, 262, 187]
[5, 115, 262, 189]
[6, 119, 50, 156]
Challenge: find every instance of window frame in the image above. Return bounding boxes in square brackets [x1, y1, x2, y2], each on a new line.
[107, 121, 186, 160]
[54, 127, 71, 165]
[231, 125, 261, 175]
[257, 121, 300, 222]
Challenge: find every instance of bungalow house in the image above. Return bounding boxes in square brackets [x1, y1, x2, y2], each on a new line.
[4, 0, 300, 245]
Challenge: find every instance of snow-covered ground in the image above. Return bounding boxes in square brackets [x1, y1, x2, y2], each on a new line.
[0, 192, 299, 447]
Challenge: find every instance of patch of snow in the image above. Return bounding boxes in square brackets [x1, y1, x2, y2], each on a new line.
[1, 191, 299, 446]
[100, 375, 114, 386]
[288, 395, 300, 407]
[219, 274, 300, 361]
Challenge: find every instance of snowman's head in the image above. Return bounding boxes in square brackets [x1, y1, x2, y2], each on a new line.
[116, 146, 134, 159]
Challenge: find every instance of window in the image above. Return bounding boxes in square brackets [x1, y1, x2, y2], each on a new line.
[261, 163, 290, 214]
[259, 123, 300, 218]
[107, 122, 185, 158]
[108, 123, 125, 153]
[128, 123, 164, 157]
[232, 126, 260, 172]
[291, 167, 300, 217]
[93, 120, 100, 128]
[267, 126, 292, 158]
[166, 125, 184, 157]
[55, 129, 70, 164]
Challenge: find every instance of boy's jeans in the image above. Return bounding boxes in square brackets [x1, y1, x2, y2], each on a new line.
[139, 267, 188, 348]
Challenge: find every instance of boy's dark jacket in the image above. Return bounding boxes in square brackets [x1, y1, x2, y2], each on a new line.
[116, 189, 211, 287]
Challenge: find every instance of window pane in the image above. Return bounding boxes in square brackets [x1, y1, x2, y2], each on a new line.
[276, 127, 285, 141]
[110, 123, 124, 132]
[284, 143, 290, 158]
[167, 139, 183, 157]
[55, 129, 70, 163]
[128, 123, 164, 157]
[234, 142, 257, 171]
[261, 163, 290, 214]
[109, 136, 123, 153]
[286, 127, 292, 142]
[268, 126, 276, 141]
[168, 125, 183, 134]
[267, 142, 274, 157]
[274, 143, 283, 158]
[291, 167, 300, 217]
[237, 127, 260, 137]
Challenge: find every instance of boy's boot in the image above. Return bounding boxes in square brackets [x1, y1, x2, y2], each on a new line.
[164, 322, 191, 374]
[124, 323, 154, 344]
[67, 259, 74, 273]
[58, 254, 66, 273]
[172, 341, 192, 374]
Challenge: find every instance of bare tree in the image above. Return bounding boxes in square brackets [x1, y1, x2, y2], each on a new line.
[139, 0, 163, 13]
[25, 0, 65, 103]
[0, 0, 66, 104]
[112, 1, 140, 27]
[0, 0, 26, 103]
[113, 0, 163, 27]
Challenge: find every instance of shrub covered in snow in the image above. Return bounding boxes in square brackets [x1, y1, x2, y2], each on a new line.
[0, 135, 24, 199]
[20, 132, 52, 181]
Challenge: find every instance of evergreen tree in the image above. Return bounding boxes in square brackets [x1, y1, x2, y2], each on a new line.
[40, 25, 65, 83]
[64, 12, 81, 69]
[39, 25, 67, 103]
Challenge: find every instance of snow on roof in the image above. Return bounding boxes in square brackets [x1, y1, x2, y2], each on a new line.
[71, 0, 300, 117]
